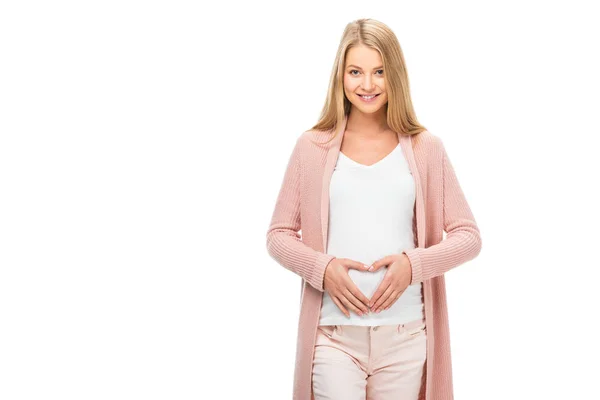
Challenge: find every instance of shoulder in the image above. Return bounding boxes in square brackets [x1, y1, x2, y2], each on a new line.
[300, 128, 335, 143]
[294, 128, 337, 153]
[410, 129, 444, 154]
[296, 127, 446, 155]
[282, 129, 331, 166]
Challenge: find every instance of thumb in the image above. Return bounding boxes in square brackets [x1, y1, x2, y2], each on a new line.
[369, 255, 394, 272]
[345, 259, 372, 271]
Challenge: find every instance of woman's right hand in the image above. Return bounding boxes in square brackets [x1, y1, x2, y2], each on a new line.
[323, 258, 372, 317]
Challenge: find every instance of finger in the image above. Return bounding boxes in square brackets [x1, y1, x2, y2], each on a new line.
[373, 285, 395, 312]
[339, 294, 365, 317]
[342, 276, 370, 310]
[369, 255, 394, 272]
[387, 291, 403, 310]
[385, 291, 404, 310]
[369, 278, 390, 308]
[342, 287, 369, 314]
[331, 295, 350, 318]
[346, 284, 371, 312]
[346, 259, 371, 271]
[380, 290, 401, 311]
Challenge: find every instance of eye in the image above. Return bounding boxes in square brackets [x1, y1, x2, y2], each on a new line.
[349, 69, 383, 76]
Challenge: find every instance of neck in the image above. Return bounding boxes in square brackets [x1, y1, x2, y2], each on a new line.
[346, 107, 389, 137]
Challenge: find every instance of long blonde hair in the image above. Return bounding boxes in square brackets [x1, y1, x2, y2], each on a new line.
[310, 18, 426, 145]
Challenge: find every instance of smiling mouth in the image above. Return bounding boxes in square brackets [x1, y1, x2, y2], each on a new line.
[358, 94, 380, 99]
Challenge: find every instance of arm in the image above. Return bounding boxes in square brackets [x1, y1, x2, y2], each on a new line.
[266, 136, 336, 292]
[402, 139, 482, 284]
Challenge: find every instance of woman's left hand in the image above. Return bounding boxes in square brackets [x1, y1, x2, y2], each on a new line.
[367, 253, 413, 313]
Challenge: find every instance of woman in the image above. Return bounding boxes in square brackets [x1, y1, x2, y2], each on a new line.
[266, 18, 482, 400]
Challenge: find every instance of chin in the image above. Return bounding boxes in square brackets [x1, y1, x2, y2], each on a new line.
[355, 105, 384, 114]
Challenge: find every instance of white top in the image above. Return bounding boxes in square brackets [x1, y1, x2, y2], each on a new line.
[318, 142, 425, 326]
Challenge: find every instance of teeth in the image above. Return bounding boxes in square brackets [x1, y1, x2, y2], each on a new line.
[361, 95, 376, 99]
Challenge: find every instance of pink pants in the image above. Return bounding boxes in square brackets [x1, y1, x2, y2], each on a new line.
[312, 318, 426, 400]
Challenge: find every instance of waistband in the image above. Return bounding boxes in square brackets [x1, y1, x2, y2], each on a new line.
[333, 317, 426, 335]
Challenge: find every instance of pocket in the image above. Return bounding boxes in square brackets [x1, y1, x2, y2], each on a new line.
[317, 325, 337, 339]
[408, 324, 427, 336]
[407, 323, 426, 337]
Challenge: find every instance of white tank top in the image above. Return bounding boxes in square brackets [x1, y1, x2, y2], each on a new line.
[318, 142, 425, 326]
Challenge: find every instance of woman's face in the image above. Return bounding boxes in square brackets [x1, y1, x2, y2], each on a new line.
[343, 45, 388, 115]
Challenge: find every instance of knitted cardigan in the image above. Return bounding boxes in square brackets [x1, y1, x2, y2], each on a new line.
[266, 115, 482, 400]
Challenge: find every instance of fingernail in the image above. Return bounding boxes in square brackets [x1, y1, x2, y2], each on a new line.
[368, 266, 374, 271]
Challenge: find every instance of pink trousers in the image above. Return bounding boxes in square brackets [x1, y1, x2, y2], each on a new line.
[312, 318, 426, 400]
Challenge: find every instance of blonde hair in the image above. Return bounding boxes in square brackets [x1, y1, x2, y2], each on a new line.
[310, 18, 426, 144]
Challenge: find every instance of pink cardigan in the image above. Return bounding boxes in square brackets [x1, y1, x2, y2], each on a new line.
[266, 115, 482, 400]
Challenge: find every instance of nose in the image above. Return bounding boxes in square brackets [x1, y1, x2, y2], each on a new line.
[361, 75, 375, 91]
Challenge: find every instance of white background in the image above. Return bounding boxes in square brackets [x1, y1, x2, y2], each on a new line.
[1, 1, 599, 399]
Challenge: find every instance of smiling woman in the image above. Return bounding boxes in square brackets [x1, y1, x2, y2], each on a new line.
[266, 17, 482, 400]
[344, 49, 388, 108]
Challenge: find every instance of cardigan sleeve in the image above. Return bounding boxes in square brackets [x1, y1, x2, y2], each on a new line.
[402, 139, 482, 284]
[266, 136, 336, 292]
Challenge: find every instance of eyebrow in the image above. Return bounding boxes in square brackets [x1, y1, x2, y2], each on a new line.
[346, 65, 384, 70]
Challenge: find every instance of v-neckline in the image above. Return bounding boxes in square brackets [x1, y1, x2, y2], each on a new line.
[339, 142, 401, 168]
